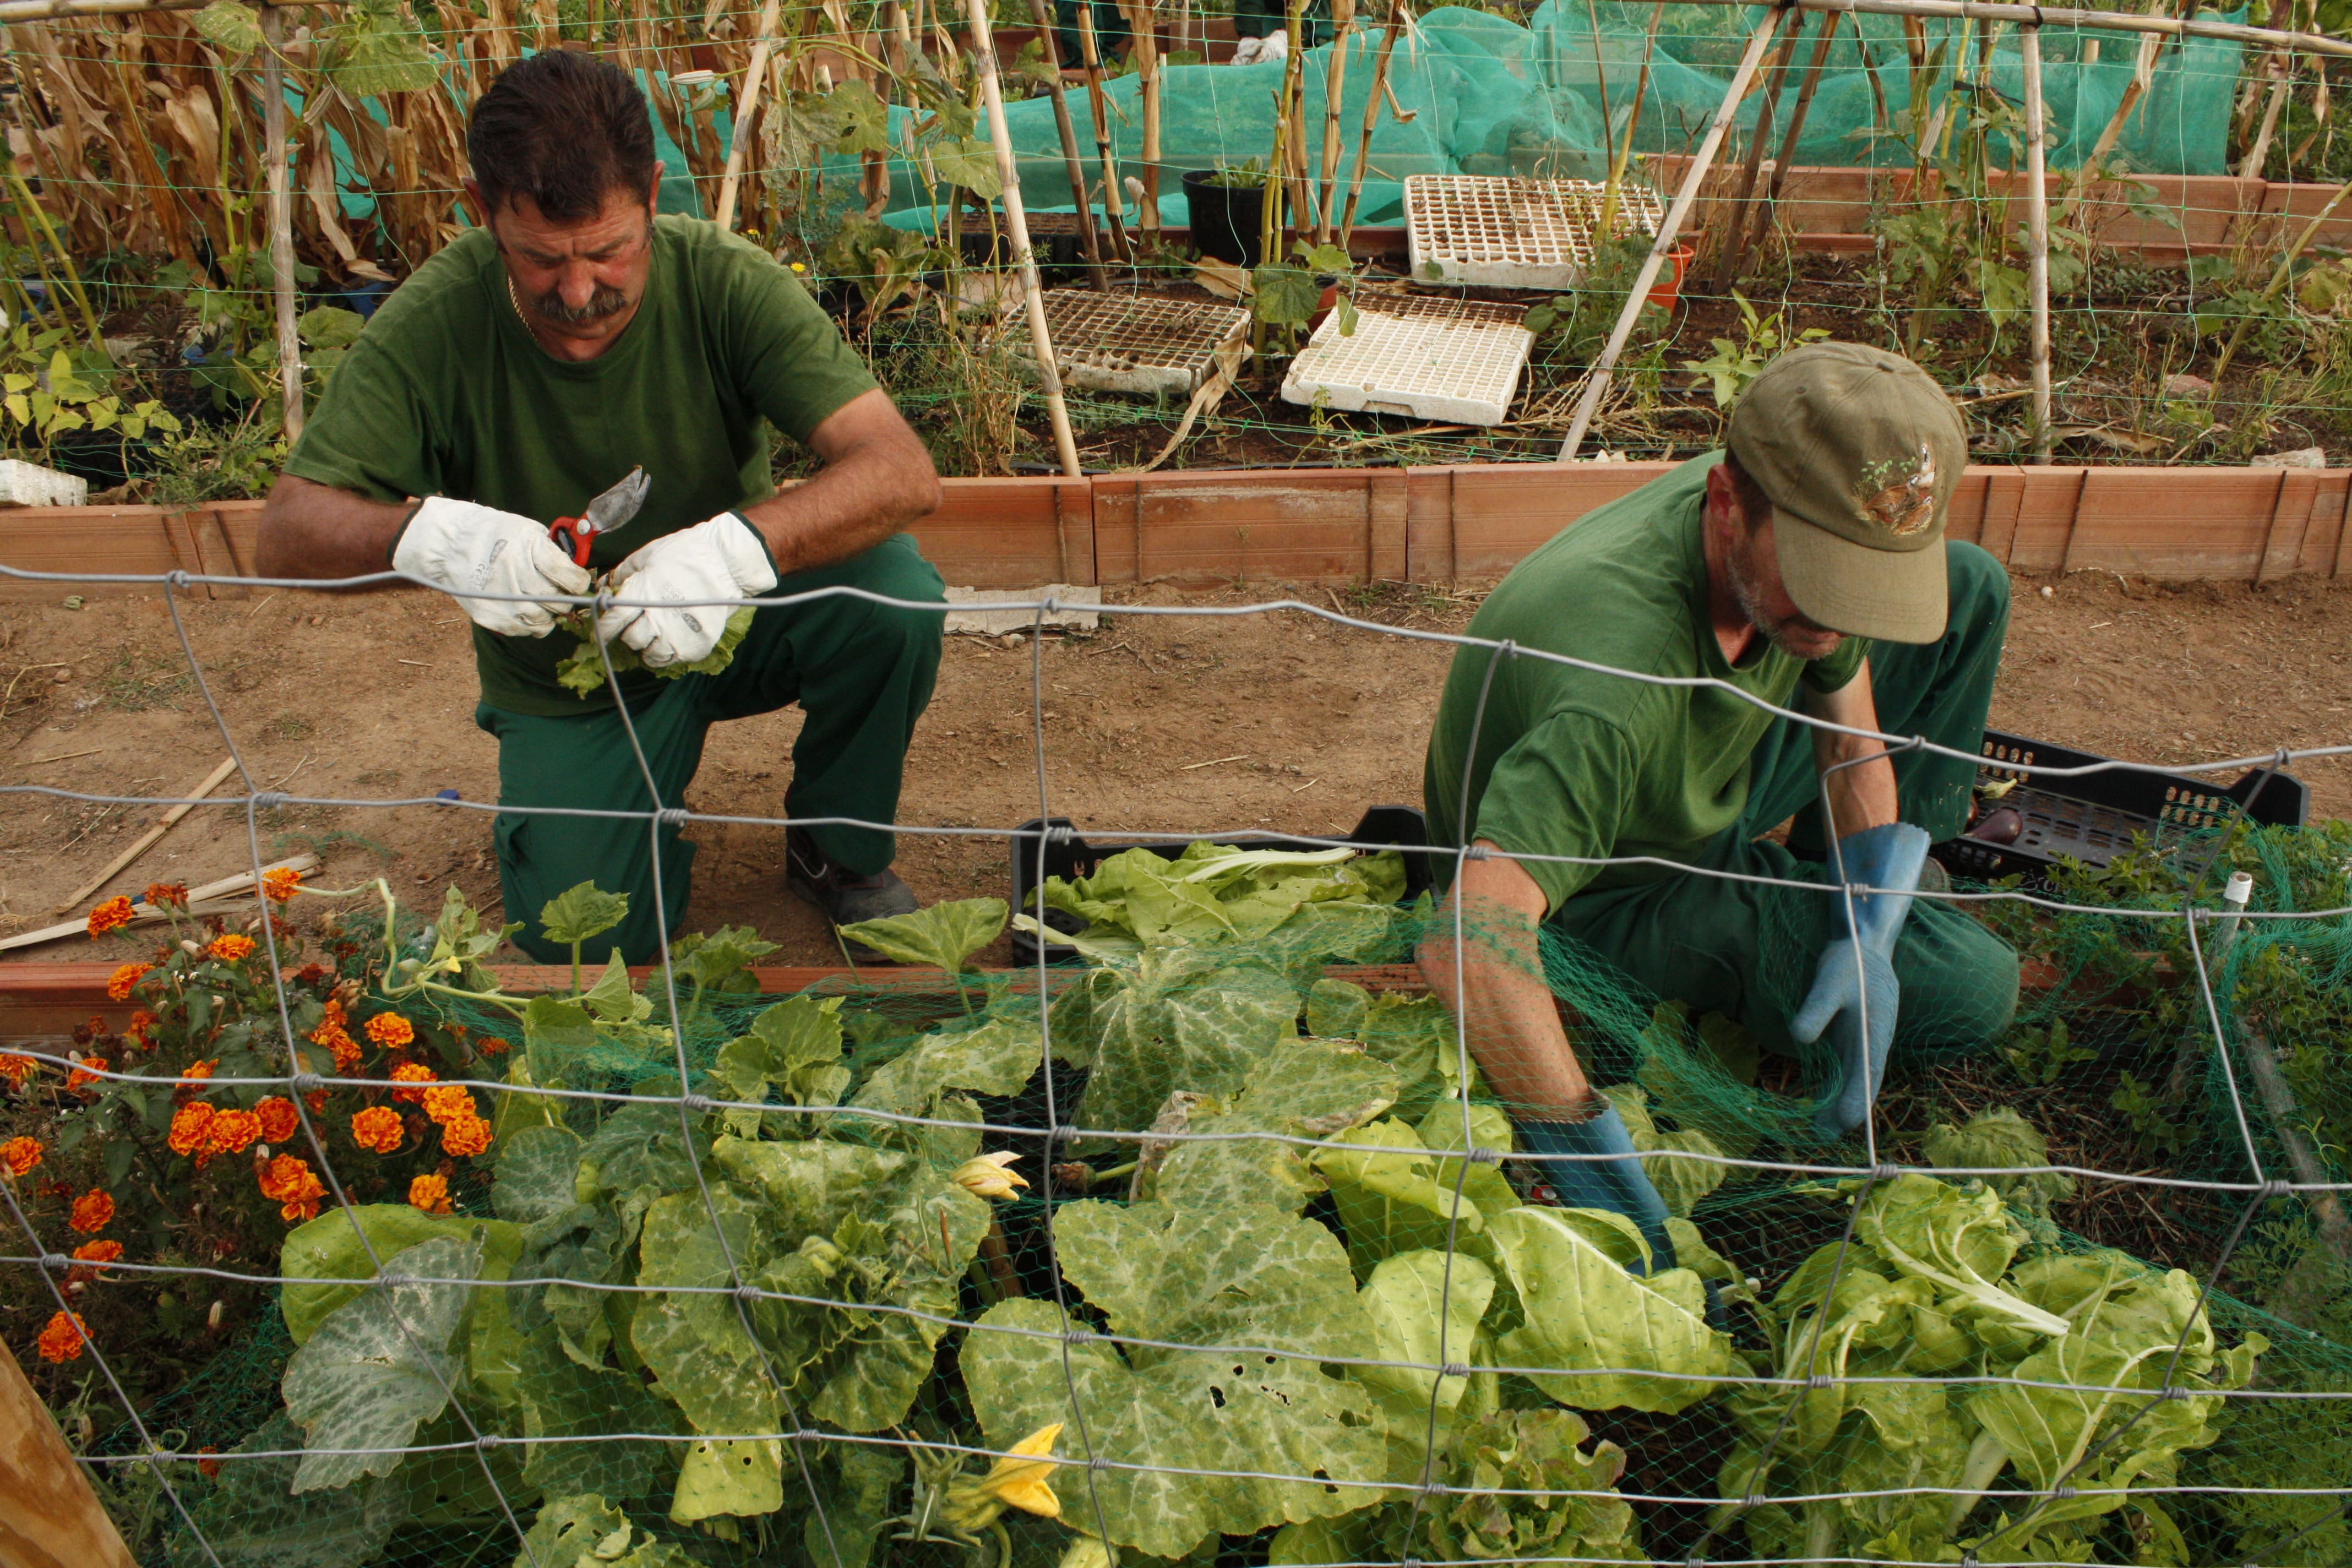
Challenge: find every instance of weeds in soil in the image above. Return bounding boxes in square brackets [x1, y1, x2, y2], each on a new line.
[99, 650, 194, 711]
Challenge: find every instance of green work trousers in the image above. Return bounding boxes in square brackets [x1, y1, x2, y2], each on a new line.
[1553, 541, 2019, 1060]
[476, 534, 945, 965]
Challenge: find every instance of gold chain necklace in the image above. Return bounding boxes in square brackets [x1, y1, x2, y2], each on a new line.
[504, 270, 530, 325]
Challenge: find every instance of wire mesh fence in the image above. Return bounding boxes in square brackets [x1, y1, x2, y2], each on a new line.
[2, 554, 2350, 1568]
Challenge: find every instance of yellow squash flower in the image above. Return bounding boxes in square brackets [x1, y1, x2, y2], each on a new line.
[945, 1423, 1063, 1528]
[951, 1151, 1029, 1201]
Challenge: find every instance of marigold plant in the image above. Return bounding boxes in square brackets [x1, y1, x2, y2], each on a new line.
[167, 1102, 215, 1156]
[254, 1096, 299, 1144]
[0, 1053, 32, 1089]
[196, 1448, 222, 1480]
[389, 1061, 437, 1103]
[262, 866, 303, 903]
[199, 1107, 263, 1162]
[180, 1059, 216, 1084]
[64, 1055, 106, 1096]
[1, 1135, 41, 1177]
[68, 1238, 123, 1283]
[142, 881, 187, 907]
[440, 1114, 492, 1159]
[123, 1010, 157, 1049]
[105, 962, 151, 1001]
[257, 1155, 324, 1222]
[407, 1172, 453, 1215]
[421, 1083, 477, 1125]
[35, 1310, 88, 1363]
[364, 1012, 416, 1048]
[86, 896, 133, 937]
[206, 933, 256, 962]
[68, 1189, 114, 1233]
[350, 1105, 405, 1154]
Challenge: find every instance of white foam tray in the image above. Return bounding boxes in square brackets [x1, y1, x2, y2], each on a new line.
[0, 459, 88, 508]
[1404, 174, 1664, 291]
[1280, 295, 1534, 427]
[1013, 290, 1250, 399]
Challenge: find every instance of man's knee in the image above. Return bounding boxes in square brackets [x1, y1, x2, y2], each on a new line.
[1896, 908, 2019, 1053]
[812, 535, 946, 666]
[1946, 540, 2011, 643]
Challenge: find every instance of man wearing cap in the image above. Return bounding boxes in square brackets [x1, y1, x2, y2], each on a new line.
[1417, 342, 2017, 1267]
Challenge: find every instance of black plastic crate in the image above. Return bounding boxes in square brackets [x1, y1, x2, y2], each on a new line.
[1932, 727, 2309, 884]
[1009, 805, 1434, 964]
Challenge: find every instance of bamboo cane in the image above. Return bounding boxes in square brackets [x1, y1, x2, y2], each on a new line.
[1742, 8, 1839, 263]
[2209, 165, 2352, 387]
[1023, 0, 1110, 287]
[1275, 0, 1312, 257]
[2022, 21, 2052, 462]
[1337, 0, 1406, 246]
[2239, 49, 2293, 178]
[712, 0, 784, 230]
[1075, 2, 1133, 262]
[1597, 0, 1666, 243]
[963, 0, 1082, 478]
[262, 5, 303, 441]
[2061, 28, 2160, 222]
[1130, 0, 1163, 239]
[1557, 3, 1788, 461]
[1315, 0, 1354, 242]
[1708, 4, 1804, 291]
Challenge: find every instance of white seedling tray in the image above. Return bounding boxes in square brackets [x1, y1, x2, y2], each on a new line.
[1280, 293, 1534, 427]
[1013, 290, 1250, 399]
[1404, 175, 1665, 291]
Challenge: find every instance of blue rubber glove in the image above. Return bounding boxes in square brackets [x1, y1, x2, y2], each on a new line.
[1513, 1106, 1678, 1273]
[1793, 823, 1932, 1141]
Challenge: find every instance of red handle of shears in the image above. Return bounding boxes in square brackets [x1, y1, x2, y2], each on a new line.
[548, 516, 594, 567]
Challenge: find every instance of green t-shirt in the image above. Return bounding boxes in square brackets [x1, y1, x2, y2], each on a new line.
[1422, 453, 1870, 913]
[285, 216, 880, 716]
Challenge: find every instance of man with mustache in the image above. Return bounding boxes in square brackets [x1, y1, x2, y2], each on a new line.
[1417, 343, 2018, 1266]
[259, 50, 946, 964]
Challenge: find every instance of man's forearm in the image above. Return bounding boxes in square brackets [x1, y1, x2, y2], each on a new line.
[1415, 850, 1593, 1118]
[1806, 663, 1899, 838]
[258, 474, 414, 582]
[737, 435, 941, 578]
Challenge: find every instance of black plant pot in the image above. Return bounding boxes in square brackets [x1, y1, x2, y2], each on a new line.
[1182, 169, 1267, 269]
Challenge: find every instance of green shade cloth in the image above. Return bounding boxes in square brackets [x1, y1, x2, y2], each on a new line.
[1555, 541, 2018, 1059]
[285, 215, 879, 716]
[1424, 453, 1869, 915]
[477, 534, 944, 964]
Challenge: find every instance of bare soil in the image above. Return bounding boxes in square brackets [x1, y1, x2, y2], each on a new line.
[2, 567, 2346, 970]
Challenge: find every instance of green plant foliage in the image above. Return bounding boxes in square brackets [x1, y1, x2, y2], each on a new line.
[1681, 291, 1831, 409]
[1923, 1105, 2074, 1217]
[837, 896, 1008, 974]
[554, 606, 756, 697]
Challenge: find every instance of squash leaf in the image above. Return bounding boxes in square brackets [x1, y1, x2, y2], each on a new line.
[837, 896, 1007, 974]
[540, 881, 629, 948]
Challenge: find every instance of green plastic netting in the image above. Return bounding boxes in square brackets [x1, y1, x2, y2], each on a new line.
[82, 819, 2347, 1568]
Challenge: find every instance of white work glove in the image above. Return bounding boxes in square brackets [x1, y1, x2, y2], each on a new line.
[391, 496, 594, 638]
[593, 512, 778, 668]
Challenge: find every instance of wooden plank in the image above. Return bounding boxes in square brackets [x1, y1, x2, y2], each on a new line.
[0, 507, 181, 601]
[2066, 467, 2280, 579]
[1404, 466, 1454, 584]
[905, 477, 1070, 587]
[185, 507, 252, 600]
[1128, 471, 1373, 583]
[1447, 462, 1672, 582]
[1093, 475, 1140, 584]
[2299, 473, 2350, 576]
[2258, 469, 2322, 585]
[1052, 476, 1095, 586]
[1975, 467, 2028, 564]
[1367, 469, 1409, 581]
[0, 1338, 139, 1568]
[2007, 466, 2090, 574]
[1942, 467, 1992, 546]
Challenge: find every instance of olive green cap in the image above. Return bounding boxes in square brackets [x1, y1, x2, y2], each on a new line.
[1725, 340, 1965, 645]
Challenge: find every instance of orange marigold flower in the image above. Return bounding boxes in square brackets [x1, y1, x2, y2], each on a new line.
[363, 1013, 415, 1049]
[389, 1061, 437, 1104]
[295, 962, 331, 986]
[68, 1189, 114, 1234]
[67, 1238, 123, 1283]
[1, 1136, 41, 1178]
[106, 962, 152, 1002]
[421, 1084, 477, 1126]
[143, 882, 188, 908]
[201, 1108, 262, 1159]
[439, 1114, 493, 1159]
[407, 1173, 453, 1215]
[350, 1106, 405, 1155]
[262, 867, 303, 903]
[64, 1055, 106, 1096]
[0, 1053, 33, 1090]
[124, 1010, 157, 1049]
[35, 1310, 88, 1363]
[475, 1033, 509, 1055]
[254, 1096, 299, 1144]
[196, 1447, 221, 1480]
[257, 1155, 325, 1222]
[86, 896, 134, 938]
[207, 934, 255, 962]
[168, 1102, 216, 1156]
[181, 1059, 216, 1084]
[304, 1090, 328, 1114]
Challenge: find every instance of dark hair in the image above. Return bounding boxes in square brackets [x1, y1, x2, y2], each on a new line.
[1721, 448, 1776, 531]
[467, 51, 657, 221]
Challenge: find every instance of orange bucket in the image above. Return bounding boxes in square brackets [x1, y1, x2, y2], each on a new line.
[1646, 244, 1695, 313]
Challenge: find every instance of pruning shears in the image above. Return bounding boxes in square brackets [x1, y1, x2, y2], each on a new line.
[549, 466, 650, 567]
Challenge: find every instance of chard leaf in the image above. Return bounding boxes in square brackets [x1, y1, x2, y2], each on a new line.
[1487, 1206, 1733, 1414]
[1850, 1174, 2070, 1340]
[1923, 1106, 2074, 1217]
[282, 1234, 482, 1492]
[1599, 1083, 1727, 1219]
[1355, 1248, 1495, 1423]
[837, 896, 1007, 974]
